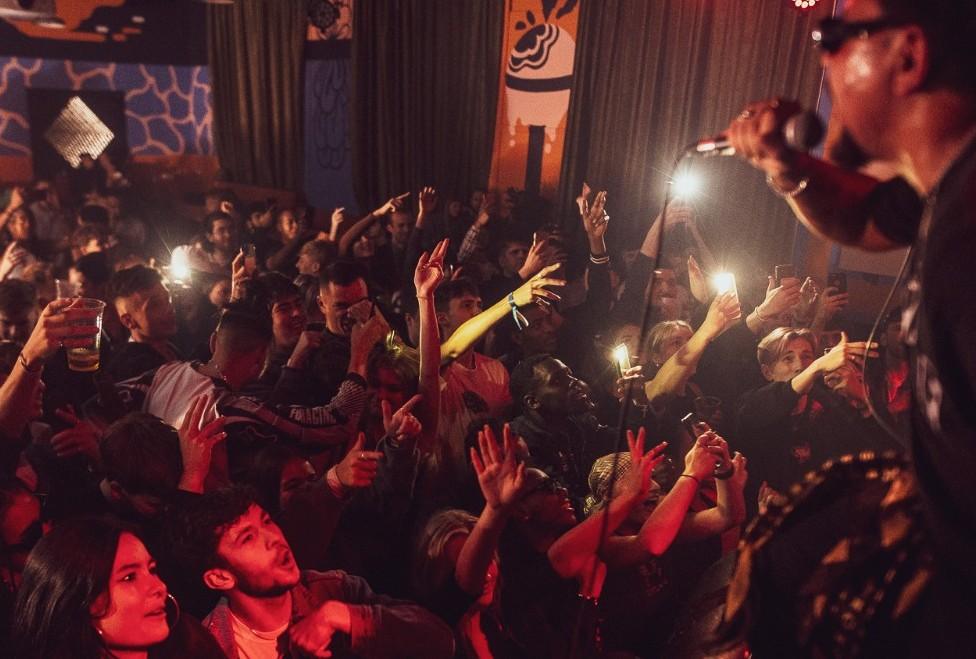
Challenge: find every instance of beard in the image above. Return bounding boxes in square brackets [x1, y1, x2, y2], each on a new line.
[828, 128, 872, 170]
[234, 570, 298, 598]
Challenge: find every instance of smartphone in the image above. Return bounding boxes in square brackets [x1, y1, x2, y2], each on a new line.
[680, 412, 712, 439]
[347, 299, 375, 325]
[774, 264, 795, 287]
[827, 272, 848, 294]
[243, 243, 257, 275]
[612, 344, 632, 377]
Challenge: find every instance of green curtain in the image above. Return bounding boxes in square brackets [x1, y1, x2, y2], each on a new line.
[207, 0, 306, 190]
[558, 0, 830, 272]
[351, 0, 504, 210]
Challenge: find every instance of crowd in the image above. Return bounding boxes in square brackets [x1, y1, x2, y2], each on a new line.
[0, 151, 907, 659]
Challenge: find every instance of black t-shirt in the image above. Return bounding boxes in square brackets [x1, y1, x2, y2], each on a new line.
[871, 149, 976, 595]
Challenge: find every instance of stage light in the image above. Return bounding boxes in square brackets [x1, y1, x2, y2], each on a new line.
[712, 272, 737, 297]
[792, 0, 819, 9]
[671, 172, 701, 198]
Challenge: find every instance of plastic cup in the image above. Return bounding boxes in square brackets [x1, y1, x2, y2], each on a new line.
[66, 298, 105, 372]
[55, 279, 78, 299]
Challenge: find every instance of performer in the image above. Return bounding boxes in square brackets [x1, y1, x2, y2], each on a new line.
[718, 1, 976, 656]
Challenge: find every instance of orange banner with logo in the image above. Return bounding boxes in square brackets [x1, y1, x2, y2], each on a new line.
[489, 0, 579, 198]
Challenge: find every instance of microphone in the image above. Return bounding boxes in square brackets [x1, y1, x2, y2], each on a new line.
[688, 110, 825, 157]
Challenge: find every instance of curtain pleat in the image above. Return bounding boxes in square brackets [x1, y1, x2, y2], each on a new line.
[558, 0, 830, 272]
[351, 0, 504, 210]
[207, 0, 306, 190]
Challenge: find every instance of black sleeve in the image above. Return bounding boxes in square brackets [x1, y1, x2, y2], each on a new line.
[866, 177, 923, 246]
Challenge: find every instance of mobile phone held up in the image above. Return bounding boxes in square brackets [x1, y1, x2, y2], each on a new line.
[774, 264, 795, 287]
[827, 272, 848, 294]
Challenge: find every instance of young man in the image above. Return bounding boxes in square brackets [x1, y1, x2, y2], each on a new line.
[105, 303, 375, 484]
[176, 486, 454, 659]
[723, 1, 976, 653]
[105, 265, 181, 381]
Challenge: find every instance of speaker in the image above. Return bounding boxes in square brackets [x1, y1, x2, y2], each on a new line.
[0, 0, 57, 21]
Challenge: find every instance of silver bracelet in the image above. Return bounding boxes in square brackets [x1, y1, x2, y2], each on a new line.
[766, 173, 809, 199]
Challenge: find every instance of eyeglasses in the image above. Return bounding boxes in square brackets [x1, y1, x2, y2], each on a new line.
[812, 17, 911, 54]
[528, 477, 568, 497]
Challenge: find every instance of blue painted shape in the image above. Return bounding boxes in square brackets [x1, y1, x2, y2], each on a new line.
[147, 116, 181, 152]
[303, 58, 357, 213]
[152, 65, 173, 91]
[167, 91, 189, 120]
[127, 87, 167, 115]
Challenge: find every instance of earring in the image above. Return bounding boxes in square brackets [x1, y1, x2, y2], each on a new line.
[165, 593, 181, 627]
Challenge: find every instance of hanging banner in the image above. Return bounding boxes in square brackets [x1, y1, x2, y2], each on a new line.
[489, 0, 579, 198]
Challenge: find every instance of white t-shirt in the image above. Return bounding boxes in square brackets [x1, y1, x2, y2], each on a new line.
[439, 352, 512, 464]
[142, 361, 220, 428]
[229, 610, 288, 659]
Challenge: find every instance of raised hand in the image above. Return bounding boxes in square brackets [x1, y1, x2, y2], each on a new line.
[511, 263, 565, 307]
[418, 186, 438, 217]
[414, 239, 449, 299]
[683, 431, 727, 482]
[579, 188, 610, 241]
[756, 275, 802, 322]
[177, 393, 227, 493]
[335, 433, 383, 488]
[373, 192, 410, 217]
[728, 451, 748, 492]
[724, 97, 805, 178]
[0, 242, 28, 281]
[470, 423, 529, 511]
[687, 254, 709, 304]
[348, 312, 391, 377]
[230, 249, 249, 302]
[616, 427, 668, 503]
[818, 331, 878, 374]
[699, 292, 742, 341]
[289, 600, 351, 658]
[381, 394, 423, 443]
[286, 330, 324, 369]
[812, 286, 849, 327]
[21, 298, 100, 368]
[517, 237, 548, 280]
[50, 405, 101, 462]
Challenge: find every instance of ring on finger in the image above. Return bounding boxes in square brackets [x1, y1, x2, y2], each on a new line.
[738, 109, 756, 120]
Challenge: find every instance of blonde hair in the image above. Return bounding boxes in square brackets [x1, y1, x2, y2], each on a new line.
[756, 327, 818, 368]
[646, 320, 693, 363]
[412, 509, 478, 602]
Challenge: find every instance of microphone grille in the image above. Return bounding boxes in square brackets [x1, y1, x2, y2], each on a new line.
[784, 111, 825, 152]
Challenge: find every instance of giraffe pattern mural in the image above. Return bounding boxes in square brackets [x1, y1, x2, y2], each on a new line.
[0, 56, 213, 158]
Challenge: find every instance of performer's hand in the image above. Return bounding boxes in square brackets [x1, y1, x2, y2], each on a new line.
[725, 97, 805, 179]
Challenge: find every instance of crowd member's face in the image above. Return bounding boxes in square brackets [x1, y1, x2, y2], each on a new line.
[447, 200, 462, 218]
[93, 533, 169, 652]
[822, 0, 906, 166]
[445, 293, 482, 336]
[353, 223, 384, 259]
[469, 190, 485, 210]
[652, 326, 693, 367]
[519, 469, 577, 530]
[372, 366, 409, 410]
[764, 337, 816, 383]
[650, 269, 679, 306]
[277, 211, 299, 242]
[271, 294, 307, 349]
[68, 267, 98, 300]
[0, 488, 42, 581]
[209, 218, 236, 252]
[0, 305, 37, 342]
[120, 283, 177, 341]
[318, 278, 369, 337]
[617, 477, 663, 529]
[884, 318, 905, 359]
[209, 504, 300, 597]
[209, 279, 232, 308]
[528, 358, 594, 418]
[8, 210, 31, 242]
[296, 246, 320, 276]
[279, 458, 316, 510]
[498, 241, 528, 275]
[387, 211, 413, 249]
[516, 304, 563, 356]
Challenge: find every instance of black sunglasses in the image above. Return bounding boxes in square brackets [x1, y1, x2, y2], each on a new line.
[812, 17, 911, 54]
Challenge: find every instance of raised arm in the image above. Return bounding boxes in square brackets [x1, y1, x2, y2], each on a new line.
[644, 292, 741, 405]
[440, 264, 565, 363]
[790, 332, 877, 396]
[725, 98, 919, 252]
[547, 429, 665, 579]
[413, 239, 447, 451]
[338, 193, 410, 256]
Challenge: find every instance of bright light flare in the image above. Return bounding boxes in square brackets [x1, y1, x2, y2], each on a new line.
[612, 344, 632, 372]
[169, 247, 191, 284]
[672, 172, 702, 198]
[712, 272, 737, 296]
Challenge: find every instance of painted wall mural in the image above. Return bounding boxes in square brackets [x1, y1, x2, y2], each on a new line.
[304, 58, 357, 214]
[0, 56, 213, 159]
[489, 0, 579, 197]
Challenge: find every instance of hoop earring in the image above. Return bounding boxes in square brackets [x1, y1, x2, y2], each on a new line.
[165, 593, 181, 627]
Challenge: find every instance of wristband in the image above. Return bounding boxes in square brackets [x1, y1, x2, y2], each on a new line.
[679, 473, 701, 486]
[714, 464, 734, 481]
[326, 466, 349, 498]
[507, 292, 529, 331]
[589, 253, 610, 265]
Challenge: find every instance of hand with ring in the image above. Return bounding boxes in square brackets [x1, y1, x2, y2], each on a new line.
[725, 97, 805, 177]
[335, 433, 383, 489]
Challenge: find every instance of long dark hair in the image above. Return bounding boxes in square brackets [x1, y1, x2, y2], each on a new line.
[12, 516, 137, 659]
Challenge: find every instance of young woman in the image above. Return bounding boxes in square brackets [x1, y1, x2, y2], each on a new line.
[12, 516, 224, 659]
